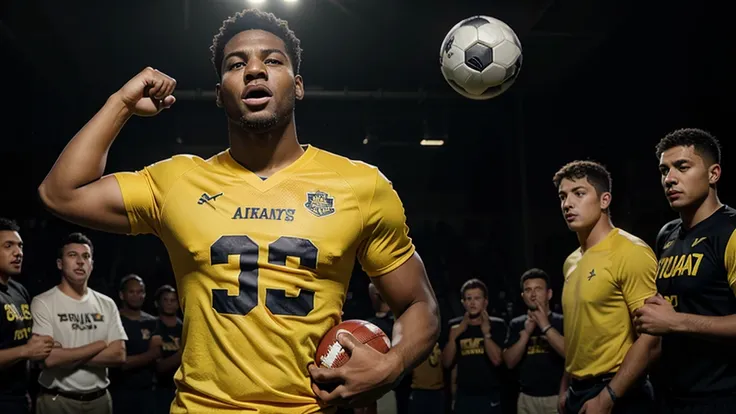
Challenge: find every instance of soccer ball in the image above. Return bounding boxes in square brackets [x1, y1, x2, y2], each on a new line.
[439, 15, 523, 100]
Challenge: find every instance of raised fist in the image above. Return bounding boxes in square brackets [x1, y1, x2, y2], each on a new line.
[115, 67, 177, 117]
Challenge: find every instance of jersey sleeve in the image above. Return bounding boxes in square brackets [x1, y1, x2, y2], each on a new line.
[724, 229, 736, 296]
[617, 244, 658, 314]
[357, 170, 416, 277]
[106, 301, 128, 343]
[30, 297, 54, 338]
[113, 155, 197, 236]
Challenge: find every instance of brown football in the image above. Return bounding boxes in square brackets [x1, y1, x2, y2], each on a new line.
[315, 319, 391, 369]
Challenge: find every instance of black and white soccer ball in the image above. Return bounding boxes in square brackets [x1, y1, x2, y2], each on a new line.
[439, 15, 523, 100]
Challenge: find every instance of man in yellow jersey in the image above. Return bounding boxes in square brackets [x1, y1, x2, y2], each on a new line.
[37, 8, 440, 414]
[552, 161, 660, 414]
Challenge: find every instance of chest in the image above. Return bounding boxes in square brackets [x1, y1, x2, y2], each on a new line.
[657, 234, 727, 296]
[160, 175, 365, 275]
[51, 300, 110, 344]
[457, 328, 486, 357]
[563, 253, 619, 307]
[1, 293, 32, 343]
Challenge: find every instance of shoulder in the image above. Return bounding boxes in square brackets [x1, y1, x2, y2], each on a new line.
[489, 316, 507, 326]
[32, 287, 58, 304]
[89, 289, 118, 309]
[448, 316, 464, 328]
[140, 312, 158, 322]
[311, 147, 393, 197]
[7, 279, 29, 299]
[509, 314, 527, 328]
[656, 219, 682, 250]
[611, 229, 656, 258]
[563, 248, 582, 271]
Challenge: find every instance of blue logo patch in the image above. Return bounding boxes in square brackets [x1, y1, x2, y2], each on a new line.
[304, 191, 335, 217]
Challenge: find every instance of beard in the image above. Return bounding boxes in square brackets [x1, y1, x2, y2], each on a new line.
[237, 88, 295, 134]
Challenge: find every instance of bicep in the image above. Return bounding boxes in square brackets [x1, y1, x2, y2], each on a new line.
[620, 247, 658, 314]
[370, 253, 436, 315]
[46, 175, 131, 234]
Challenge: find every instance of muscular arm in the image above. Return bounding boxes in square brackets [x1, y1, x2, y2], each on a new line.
[483, 334, 503, 366]
[672, 313, 736, 338]
[372, 253, 440, 378]
[44, 341, 107, 369]
[37, 95, 133, 234]
[87, 340, 126, 368]
[600, 334, 660, 402]
[503, 331, 530, 369]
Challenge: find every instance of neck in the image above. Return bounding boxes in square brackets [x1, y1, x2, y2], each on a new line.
[577, 214, 614, 253]
[0, 273, 9, 286]
[679, 191, 722, 230]
[58, 278, 88, 300]
[120, 307, 141, 320]
[228, 116, 303, 177]
[160, 314, 178, 326]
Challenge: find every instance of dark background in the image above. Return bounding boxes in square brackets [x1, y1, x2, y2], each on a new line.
[1, 0, 734, 326]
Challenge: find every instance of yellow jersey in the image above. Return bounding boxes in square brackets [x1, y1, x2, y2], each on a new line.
[113, 145, 415, 413]
[561, 228, 657, 379]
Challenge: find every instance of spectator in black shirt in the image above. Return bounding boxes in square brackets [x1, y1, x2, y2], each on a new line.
[504, 268, 564, 414]
[442, 278, 507, 414]
[153, 285, 182, 414]
[109, 274, 161, 414]
[0, 218, 54, 414]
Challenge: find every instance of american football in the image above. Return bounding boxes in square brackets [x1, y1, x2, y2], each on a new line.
[315, 320, 391, 369]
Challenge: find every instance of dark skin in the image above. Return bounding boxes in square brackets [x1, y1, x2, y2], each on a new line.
[37, 26, 439, 408]
[36, 30, 304, 232]
[309, 254, 439, 408]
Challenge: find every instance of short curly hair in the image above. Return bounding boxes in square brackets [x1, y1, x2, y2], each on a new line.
[655, 128, 721, 166]
[552, 160, 612, 196]
[210, 9, 302, 79]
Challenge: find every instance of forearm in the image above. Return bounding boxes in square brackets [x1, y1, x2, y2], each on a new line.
[44, 341, 106, 369]
[674, 313, 736, 337]
[390, 300, 440, 376]
[87, 342, 126, 368]
[441, 336, 458, 369]
[483, 336, 503, 366]
[0, 346, 26, 368]
[607, 334, 660, 398]
[503, 332, 530, 369]
[156, 351, 182, 373]
[543, 328, 565, 357]
[38, 95, 131, 202]
[559, 371, 570, 394]
[122, 349, 159, 371]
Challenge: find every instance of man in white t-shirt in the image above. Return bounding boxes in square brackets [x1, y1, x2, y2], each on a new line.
[31, 233, 127, 414]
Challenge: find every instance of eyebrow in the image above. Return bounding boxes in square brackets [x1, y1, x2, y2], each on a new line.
[559, 185, 586, 195]
[224, 48, 288, 62]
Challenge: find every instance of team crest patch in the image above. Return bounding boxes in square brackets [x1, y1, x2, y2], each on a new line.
[304, 191, 336, 217]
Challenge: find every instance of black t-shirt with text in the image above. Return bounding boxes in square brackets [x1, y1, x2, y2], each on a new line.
[109, 312, 159, 390]
[505, 312, 564, 397]
[656, 205, 736, 397]
[446, 315, 507, 395]
[154, 317, 183, 389]
[0, 279, 33, 399]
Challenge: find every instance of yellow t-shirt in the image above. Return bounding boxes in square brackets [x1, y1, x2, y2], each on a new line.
[113, 145, 415, 413]
[561, 228, 657, 379]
